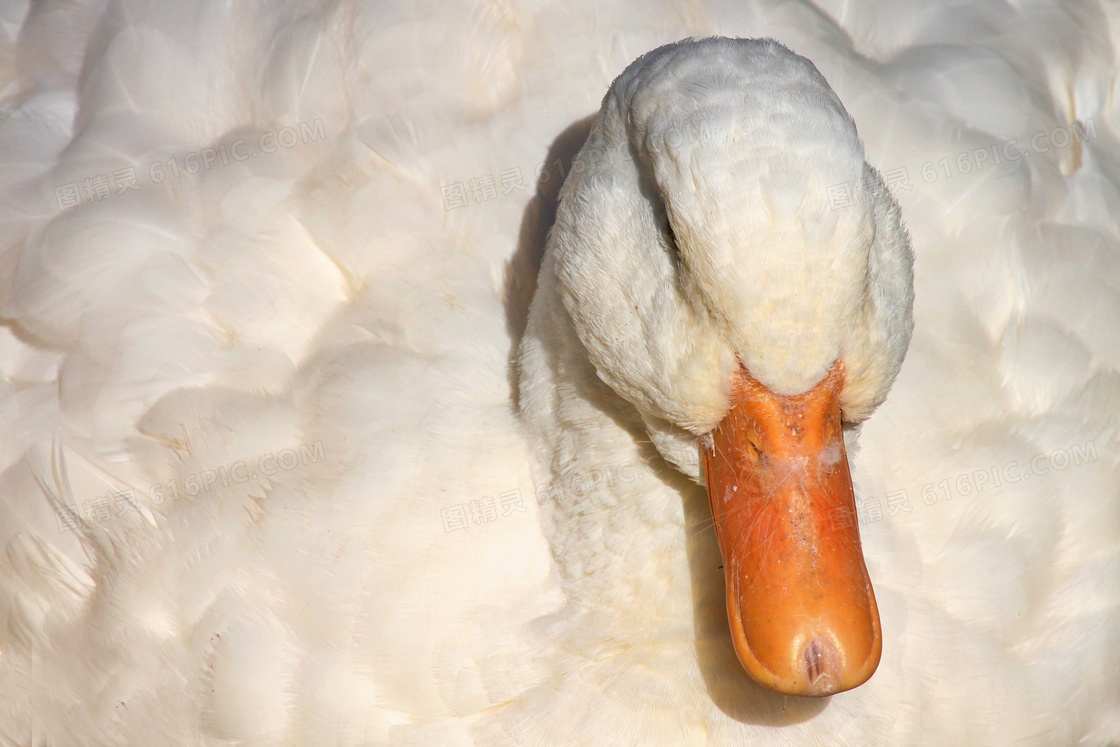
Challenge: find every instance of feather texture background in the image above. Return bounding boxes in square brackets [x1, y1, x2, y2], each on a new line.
[0, 0, 1117, 744]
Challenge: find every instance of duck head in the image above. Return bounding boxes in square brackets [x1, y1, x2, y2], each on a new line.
[537, 37, 914, 696]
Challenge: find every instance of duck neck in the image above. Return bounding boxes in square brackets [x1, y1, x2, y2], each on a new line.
[520, 275, 709, 628]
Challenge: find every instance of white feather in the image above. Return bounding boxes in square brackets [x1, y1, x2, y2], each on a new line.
[0, 1, 1117, 745]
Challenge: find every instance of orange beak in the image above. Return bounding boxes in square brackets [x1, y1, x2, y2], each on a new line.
[701, 359, 881, 696]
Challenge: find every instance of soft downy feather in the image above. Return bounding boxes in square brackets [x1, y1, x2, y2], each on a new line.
[0, 0, 1116, 745]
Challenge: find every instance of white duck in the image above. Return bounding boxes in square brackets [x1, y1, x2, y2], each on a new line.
[0, 1, 1117, 745]
[519, 36, 913, 700]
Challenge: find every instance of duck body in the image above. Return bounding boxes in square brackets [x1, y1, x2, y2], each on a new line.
[0, 1, 1117, 745]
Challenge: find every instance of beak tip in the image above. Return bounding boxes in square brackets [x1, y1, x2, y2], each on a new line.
[797, 634, 879, 696]
[734, 628, 880, 697]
